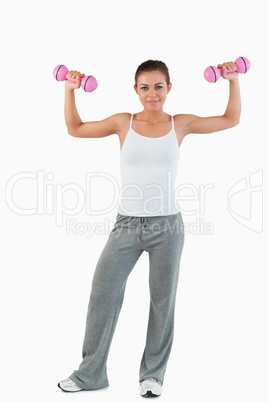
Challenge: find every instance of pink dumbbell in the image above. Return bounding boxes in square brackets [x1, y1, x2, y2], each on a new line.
[53, 64, 98, 92]
[204, 57, 251, 83]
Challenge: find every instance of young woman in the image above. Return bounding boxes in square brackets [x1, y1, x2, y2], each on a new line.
[58, 60, 241, 397]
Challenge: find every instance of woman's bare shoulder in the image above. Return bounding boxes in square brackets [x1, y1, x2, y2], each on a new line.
[173, 113, 192, 122]
[113, 112, 132, 135]
[114, 112, 132, 123]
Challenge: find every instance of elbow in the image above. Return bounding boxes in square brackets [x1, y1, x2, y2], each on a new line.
[224, 115, 240, 128]
[67, 122, 83, 137]
[67, 126, 81, 137]
[229, 119, 240, 129]
[233, 118, 240, 127]
[67, 129, 77, 137]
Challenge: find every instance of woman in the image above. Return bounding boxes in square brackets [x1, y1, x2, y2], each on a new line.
[58, 60, 241, 397]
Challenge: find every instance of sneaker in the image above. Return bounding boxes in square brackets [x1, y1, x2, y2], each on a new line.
[58, 377, 83, 392]
[140, 377, 162, 397]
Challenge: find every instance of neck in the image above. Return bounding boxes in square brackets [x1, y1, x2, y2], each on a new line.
[139, 109, 167, 124]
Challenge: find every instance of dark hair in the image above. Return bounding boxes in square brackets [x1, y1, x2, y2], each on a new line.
[134, 60, 170, 87]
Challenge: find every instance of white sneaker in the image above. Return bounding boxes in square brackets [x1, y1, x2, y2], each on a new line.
[140, 377, 162, 397]
[58, 377, 83, 392]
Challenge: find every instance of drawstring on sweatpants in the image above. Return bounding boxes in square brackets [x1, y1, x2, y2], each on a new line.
[127, 216, 152, 243]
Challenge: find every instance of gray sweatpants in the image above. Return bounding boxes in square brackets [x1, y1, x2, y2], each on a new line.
[69, 211, 185, 390]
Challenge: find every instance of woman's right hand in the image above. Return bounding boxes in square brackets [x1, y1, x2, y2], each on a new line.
[65, 70, 85, 91]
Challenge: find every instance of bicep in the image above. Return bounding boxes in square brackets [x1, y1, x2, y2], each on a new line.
[70, 113, 121, 138]
[182, 114, 239, 135]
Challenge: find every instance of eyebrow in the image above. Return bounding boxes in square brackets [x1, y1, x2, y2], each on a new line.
[139, 83, 164, 86]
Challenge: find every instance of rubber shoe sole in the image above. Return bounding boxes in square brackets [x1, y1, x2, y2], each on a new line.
[140, 378, 162, 397]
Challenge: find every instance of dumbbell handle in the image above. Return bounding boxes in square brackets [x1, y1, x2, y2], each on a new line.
[218, 67, 237, 74]
[66, 73, 85, 83]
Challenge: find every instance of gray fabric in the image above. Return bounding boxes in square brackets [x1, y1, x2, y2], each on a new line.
[69, 211, 185, 390]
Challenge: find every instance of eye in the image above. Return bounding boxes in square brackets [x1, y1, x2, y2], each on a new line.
[140, 86, 163, 90]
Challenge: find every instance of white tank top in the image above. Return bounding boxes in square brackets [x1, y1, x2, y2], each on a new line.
[117, 114, 181, 217]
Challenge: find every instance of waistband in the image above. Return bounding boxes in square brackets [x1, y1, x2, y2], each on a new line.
[115, 213, 181, 243]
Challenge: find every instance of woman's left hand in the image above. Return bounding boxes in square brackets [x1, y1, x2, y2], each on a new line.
[217, 61, 238, 81]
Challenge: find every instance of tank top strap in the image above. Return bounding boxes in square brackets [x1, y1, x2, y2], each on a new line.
[171, 115, 174, 130]
[129, 114, 134, 130]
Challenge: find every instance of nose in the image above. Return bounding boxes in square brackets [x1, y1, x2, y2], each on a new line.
[148, 87, 156, 97]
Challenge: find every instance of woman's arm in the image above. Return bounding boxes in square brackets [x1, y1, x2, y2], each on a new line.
[180, 61, 241, 136]
[64, 86, 83, 135]
[64, 70, 120, 138]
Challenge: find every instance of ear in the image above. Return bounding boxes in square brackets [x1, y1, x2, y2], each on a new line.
[133, 84, 138, 94]
[167, 82, 172, 94]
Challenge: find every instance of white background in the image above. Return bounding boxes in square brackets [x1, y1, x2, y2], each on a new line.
[1, 0, 267, 401]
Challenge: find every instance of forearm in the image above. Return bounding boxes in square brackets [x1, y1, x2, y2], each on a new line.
[224, 77, 241, 124]
[64, 88, 83, 134]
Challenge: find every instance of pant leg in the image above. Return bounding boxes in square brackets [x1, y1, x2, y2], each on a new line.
[69, 214, 144, 390]
[139, 212, 185, 384]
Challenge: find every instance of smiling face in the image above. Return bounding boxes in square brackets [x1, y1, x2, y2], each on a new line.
[134, 70, 172, 110]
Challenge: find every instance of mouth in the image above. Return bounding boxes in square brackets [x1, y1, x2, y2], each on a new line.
[147, 100, 159, 103]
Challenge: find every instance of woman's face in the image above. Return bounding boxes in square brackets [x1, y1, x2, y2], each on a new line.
[134, 71, 172, 110]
